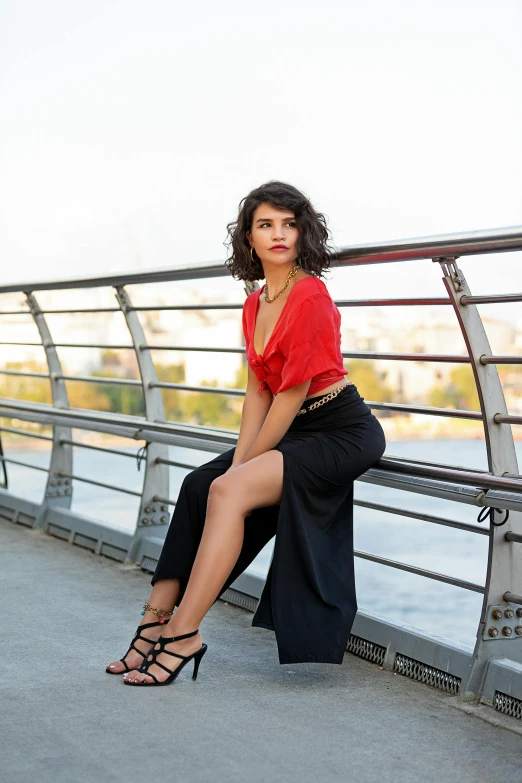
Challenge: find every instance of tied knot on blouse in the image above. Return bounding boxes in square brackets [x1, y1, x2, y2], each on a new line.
[249, 355, 271, 393]
[242, 276, 348, 397]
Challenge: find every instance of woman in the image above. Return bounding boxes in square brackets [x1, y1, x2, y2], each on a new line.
[106, 181, 386, 686]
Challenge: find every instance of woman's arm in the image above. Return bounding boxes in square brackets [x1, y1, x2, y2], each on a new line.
[239, 378, 311, 464]
[230, 365, 273, 467]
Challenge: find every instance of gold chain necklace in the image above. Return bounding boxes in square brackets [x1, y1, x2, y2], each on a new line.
[263, 263, 300, 303]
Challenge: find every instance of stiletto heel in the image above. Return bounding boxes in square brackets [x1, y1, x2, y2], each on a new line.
[192, 645, 208, 680]
[106, 620, 164, 674]
[124, 629, 207, 687]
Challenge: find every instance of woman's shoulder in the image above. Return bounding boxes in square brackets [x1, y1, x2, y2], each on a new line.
[290, 275, 332, 308]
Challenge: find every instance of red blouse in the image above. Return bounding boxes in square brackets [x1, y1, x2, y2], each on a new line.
[242, 275, 348, 396]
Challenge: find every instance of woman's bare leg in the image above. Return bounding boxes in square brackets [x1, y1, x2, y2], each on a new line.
[106, 578, 181, 673]
[125, 449, 284, 684]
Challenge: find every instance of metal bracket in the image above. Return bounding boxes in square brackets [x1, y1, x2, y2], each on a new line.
[433, 255, 464, 291]
[483, 604, 522, 640]
[46, 474, 72, 498]
[138, 501, 170, 527]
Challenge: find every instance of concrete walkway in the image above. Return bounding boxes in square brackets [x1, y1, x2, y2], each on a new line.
[2, 519, 522, 783]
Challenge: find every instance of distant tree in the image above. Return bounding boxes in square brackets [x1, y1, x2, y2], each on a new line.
[344, 359, 394, 403]
[428, 366, 480, 411]
[2, 360, 53, 405]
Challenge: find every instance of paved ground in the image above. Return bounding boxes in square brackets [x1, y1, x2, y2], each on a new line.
[2, 519, 522, 783]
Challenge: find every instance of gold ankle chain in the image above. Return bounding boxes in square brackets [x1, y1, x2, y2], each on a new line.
[141, 601, 174, 624]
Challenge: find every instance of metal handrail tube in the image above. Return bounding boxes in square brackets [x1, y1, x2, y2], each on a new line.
[0, 455, 50, 472]
[479, 355, 522, 364]
[494, 413, 522, 425]
[133, 304, 244, 312]
[0, 426, 53, 441]
[155, 457, 200, 470]
[1, 225, 521, 293]
[336, 225, 522, 265]
[503, 592, 522, 605]
[354, 498, 490, 535]
[0, 399, 237, 448]
[132, 297, 453, 310]
[0, 296, 485, 316]
[0, 369, 50, 378]
[0, 397, 518, 493]
[58, 374, 142, 387]
[144, 345, 244, 353]
[0, 341, 135, 349]
[40, 308, 121, 314]
[150, 381, 244, 396]
[354, 549, 485, 592]
[382, 457, 522, 493]
[150, 385, 483, 420]
[57, 470, 142, 497]
[367, 401, 482, 420]
[461, 293, 522, 305]
[144, 344, 471, 363]
[0, 342, 43, 347]
[0, 381, 484, 422]
[342, 350, 469, 362]
[152, 495, 176, 506]
[52, 343, 135, 350]
[505, 531, 522, 544]
[59, 439, 143, 459]
[383, 452, 491, 475]
[335, 297, 452, 307]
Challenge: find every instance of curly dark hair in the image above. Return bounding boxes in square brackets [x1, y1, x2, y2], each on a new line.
[224, 181, 335, 282]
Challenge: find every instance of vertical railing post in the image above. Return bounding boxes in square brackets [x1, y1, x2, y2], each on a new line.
[25, 292, 73, 528]
[434, 257, 522, 699]
[114, 286, 170, 564]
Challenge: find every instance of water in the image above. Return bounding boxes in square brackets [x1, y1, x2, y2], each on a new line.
[5, 438, 521, 650]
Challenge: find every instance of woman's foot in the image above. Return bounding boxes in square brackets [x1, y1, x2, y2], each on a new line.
[123, 629, 203, 684]
[106, 617, 167, 674]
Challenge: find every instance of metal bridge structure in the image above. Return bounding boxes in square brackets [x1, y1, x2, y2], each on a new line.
[1, 225, 522, 728]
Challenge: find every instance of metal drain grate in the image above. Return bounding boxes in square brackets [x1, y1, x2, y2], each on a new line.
[140, 555, 158, 573]
[73, 533, 97, 551]
[494, 691, 522, 719]
[0, 504, 16, 523]
[220, 587, 259, 613]
[16, 512, 35, 527]
[347, 634, 386, 665]
[48, 523, 71, 541]
[395, 653, 461, 694]
[100, 542, 127, 562]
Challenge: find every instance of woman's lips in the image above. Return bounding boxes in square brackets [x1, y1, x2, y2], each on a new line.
[270, 247, 288, 251]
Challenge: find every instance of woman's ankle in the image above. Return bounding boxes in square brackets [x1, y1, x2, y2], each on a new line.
[140, 607, 175, 626]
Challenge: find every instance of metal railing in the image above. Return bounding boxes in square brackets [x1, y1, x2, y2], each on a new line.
[0, 224, 521, 712]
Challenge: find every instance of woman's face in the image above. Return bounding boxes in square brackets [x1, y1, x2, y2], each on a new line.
[246, 202, 299, 269]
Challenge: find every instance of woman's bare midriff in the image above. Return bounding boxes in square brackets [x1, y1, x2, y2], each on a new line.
[304, 378, 354, 401]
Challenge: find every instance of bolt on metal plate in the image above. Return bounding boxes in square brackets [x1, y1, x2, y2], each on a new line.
[483, 604, 522, 641]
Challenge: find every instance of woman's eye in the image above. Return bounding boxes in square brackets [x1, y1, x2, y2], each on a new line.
[260, 221, 296, 228]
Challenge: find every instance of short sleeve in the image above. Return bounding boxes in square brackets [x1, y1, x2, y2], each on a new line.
[277, 293, 342, 393]
[242, 301, 249, 348]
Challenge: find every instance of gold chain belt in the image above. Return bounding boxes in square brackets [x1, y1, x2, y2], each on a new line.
[296, 381, 353, 416]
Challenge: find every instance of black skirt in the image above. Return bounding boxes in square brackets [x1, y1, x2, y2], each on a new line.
[152, 382, 386, 665]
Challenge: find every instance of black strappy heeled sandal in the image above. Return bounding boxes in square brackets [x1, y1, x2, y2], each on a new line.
[106, 621, 165, 675]
[124, 629, 208, 687]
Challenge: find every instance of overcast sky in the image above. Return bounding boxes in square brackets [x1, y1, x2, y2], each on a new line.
[1, 0, 521, 313]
